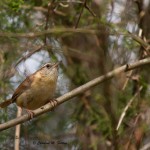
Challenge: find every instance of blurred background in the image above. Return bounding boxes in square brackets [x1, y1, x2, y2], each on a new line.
[0, 0, 150, 149]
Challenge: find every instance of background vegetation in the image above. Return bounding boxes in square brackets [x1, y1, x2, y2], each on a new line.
[0, 0, 150, 149]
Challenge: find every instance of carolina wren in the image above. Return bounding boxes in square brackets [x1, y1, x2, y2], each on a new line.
[0, 62, 59, 110]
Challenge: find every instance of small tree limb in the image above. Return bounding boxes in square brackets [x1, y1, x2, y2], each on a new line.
[0, 57, 150, 132]
[116, 86, 143, 131]
[0, 28, 149, 52]
[14, 107, 22, 150]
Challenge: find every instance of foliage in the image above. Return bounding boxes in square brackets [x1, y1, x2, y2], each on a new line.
[0, 0, 150, 149]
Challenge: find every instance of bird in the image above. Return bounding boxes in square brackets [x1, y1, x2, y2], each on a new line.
[0, 62, 59, 117]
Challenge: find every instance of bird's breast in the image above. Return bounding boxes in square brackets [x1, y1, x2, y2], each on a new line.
[16, 73, 57, 110]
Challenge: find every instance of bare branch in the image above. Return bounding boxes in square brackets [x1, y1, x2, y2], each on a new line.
[122, 70, 133, 91]
[128, 32, 149, 50]
[74, 0, 95, 28]
[116, 86, 143, 131]
[0, 28, 149, 52]
[0, 57, 150, 131]
[74, 0, 85, 28]
[15, 45, 44, 67]
[0, 28, 99, 38]
[14, 107, 22, 150]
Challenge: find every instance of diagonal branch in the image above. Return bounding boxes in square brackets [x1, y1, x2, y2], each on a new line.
[116, 86, 143, 131]
[128, 31, 150, 51]
[74, 0, 86, 28]
[0, 57, 150, 131]
[15, 45, 44, 67]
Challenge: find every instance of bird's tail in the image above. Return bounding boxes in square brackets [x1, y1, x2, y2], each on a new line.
[0, 99, 13, 108]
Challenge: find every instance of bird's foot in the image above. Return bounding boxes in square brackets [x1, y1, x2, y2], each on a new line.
[49, 99, 58, 109]
[25, 109, 34, 119]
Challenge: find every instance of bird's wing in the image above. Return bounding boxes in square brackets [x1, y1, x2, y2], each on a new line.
[12, 75, 34, 102]
[0, 75, 34, 108]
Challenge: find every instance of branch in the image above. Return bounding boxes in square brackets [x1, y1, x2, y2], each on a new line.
[128, 32, 149, 49]
[0, 28, 128, 38]
[0, 28, 149, 52]
[74, 0, 85, 28]
[0, 28, 99, 38]
[116, 86, 143, 130]
[74, 0, 96, 28]
[15, 44, 52, 67]
[0, 57, 150, 131]
[14, 107, 22, 150]
[20, 5, 66, 16]
[15, 45, 44, 67]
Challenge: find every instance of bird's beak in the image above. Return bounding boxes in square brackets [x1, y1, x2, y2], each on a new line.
[53, 61, 60, 68]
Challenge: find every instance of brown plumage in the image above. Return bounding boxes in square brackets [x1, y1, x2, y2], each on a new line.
[0, 62, 59, 110]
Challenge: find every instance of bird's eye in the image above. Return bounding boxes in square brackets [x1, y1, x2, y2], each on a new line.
[46, 64, 51, 68]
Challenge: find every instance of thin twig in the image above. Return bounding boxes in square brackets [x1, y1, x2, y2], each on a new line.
[74, 0, 96, 28]
[116, 86, 143, 130]
[0, 57, 150, 131]
[44, 1, 55, 44]
[122, 70, 133, 90]
[74, 0, 86, 28]
[84, 3, 96, 17]
[20, 4, 66, 16]
[14, 107, 22, 150]
[0, 28, 100, 38]
[15, 45, 44, 67]
[128, 31, 149, 50]
[126, 114, 141, 150]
